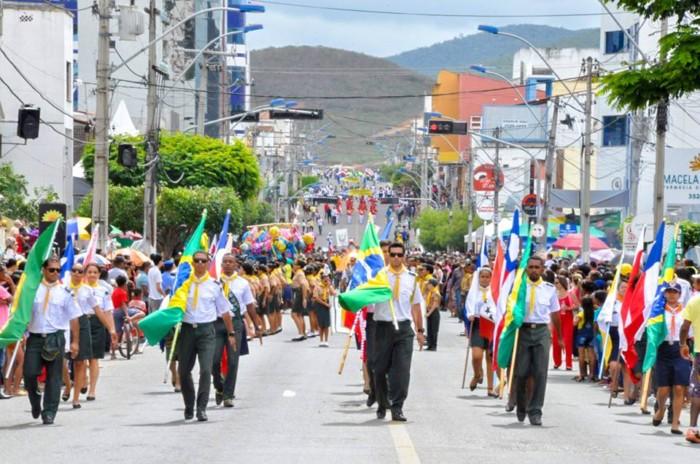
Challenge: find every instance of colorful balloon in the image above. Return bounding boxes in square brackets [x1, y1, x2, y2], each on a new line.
[269, 226, 280, 239]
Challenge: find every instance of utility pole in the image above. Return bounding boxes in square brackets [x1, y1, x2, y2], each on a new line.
[464, 151, 474, 252]
[493, 127, 501, 239]
[92, 0, 111, 250]
[196, 61, 208, 134]
[143, 0, 158, 250]
[421, 112, 430, 211]
[653, 19, 668, 231]
[628, 111, 647, 217]
[540, 96, 559, 246]
[581, 57, 595, 262]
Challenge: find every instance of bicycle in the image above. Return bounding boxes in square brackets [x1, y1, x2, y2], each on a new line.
[118, 317, 142, 360]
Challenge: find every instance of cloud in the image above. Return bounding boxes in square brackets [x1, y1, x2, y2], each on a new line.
[248, 0, 604, 56]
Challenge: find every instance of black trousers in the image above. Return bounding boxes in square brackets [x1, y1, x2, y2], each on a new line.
[365, 313, 376, 394]
[212, 316, 243, 400]
[514, 325, 551, 419]
[24, 332, 65, 419]
[427, 310, 440, 350]
[178, 322, 216, 413]
[374, 320, 414, 412]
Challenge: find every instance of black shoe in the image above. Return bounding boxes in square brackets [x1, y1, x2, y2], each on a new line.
[505, 403, 515, 413]
[529, 415, 542, 426]
[516, 411, 526, 422]
[196, 410, 208, 422]
[31, 404, 41, 419]
[41, 413, 55, 425]
[223, 399, 234, 408]
[184, 408, 194, 421]
[215, 390, 223, 406]
[80, 387, 87, 394]
[366, 392, 376, 408]
[376, 408, 386, 419]
[391, 410, 407, 422]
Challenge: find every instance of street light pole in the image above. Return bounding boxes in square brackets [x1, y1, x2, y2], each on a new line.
[143, 0, 159, 250]
[540, 96, 559, 247]
[581, 57, 595, 263]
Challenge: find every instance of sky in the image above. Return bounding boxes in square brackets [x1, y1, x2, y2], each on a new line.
[248, 0, 607, 57]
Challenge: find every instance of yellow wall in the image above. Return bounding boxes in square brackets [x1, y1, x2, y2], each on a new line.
[559, 146, 597, 190]
[431, 70, 461, 164]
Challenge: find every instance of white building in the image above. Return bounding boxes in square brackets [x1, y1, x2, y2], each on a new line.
[0, 2, 74, 207]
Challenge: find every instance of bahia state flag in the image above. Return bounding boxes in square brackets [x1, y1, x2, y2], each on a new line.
[0, 220, 60, 347]
[619, 229, 646, 381]
[642, 224, 678, 373]
[596, 253, 625, 372]
[496, 234, 532, 369]
[338, 219, 392, 314]
[139, 211, 208, 345]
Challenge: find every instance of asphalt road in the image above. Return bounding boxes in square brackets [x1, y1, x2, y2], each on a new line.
[0, 313, 697, 463]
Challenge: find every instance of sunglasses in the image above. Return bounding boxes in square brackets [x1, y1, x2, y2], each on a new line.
[193, 259, 209, 264]
[389, 253, 404, 258]
[46, 268, 61, 273]
[71, 269, 84, 274]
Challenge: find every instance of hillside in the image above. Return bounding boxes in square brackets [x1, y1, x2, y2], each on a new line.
[387, 25, 599, 77]
[250, 46, 433, 165]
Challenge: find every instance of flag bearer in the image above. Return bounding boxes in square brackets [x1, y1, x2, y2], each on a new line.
[513, 256, 563, 426]
[25, 257, 81, 424]
[179, 251, 235, 422]
[373, 242, 425, 422]
[213, 254, 256, 407]
[680, 293, 700, 443]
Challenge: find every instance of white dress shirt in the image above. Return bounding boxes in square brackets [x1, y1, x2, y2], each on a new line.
[374, 268, 424, 322]
[221, 274, 255, 316]
[523, 280, 560, 324]
[28, 281, 81, 334]
[71, 285, 98, 316]
[87, 284, 113, 315]
[183, 277, 231, 324]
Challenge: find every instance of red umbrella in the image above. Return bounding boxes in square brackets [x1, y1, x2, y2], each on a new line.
[551, 233, 609, 251]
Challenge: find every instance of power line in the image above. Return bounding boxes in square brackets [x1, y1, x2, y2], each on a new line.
[256, 0, 629, 18]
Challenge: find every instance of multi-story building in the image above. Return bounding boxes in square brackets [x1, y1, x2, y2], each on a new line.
[0, 1, 75, 206]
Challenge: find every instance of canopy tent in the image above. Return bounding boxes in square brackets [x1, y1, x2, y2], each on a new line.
[551, 233, 610, 252]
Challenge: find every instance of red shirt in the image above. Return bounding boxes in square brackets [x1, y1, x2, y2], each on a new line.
[112, 287, 128, 310]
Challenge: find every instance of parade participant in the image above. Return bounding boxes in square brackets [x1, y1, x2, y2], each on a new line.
[573, 296, 597, 382]
[346, 197, 354, 224]
[652, 283, 690, 435]
[552, 276, 575, 370]
[267, 262, 283, 334]
[24, 257, 81, 424]
[425, 278, 441, 351]
[178, 251, 236, 421]
[112, 275, 145, 354]
[291, 259, 309, 341]
[680, 293, 700, 443]
[373, 242, 425, 422]
[84, 263, 118, 401]
[241, 262, 261, 337]
[257, 265, 271, 334]
[312, 269, 335, 347]
[466, 267, 496, 395]
[147, 254, 166, 312]
[305, 265, 320, 337]
[513, 256, 563, 426]
[213, 254, 255, 407]
[65, 264, 97, 408]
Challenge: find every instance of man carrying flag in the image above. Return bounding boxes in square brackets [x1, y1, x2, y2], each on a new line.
[0, 221, 82, 425]
[498, 243, 563, 426]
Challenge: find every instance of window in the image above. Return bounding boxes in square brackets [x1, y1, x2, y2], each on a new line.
[66, 61, 72, 103]
[602, 115, 628, 146]
[605, 30, 626, 54]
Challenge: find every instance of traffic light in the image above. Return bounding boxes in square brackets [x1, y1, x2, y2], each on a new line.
[17, 105, 40, 139]
[118, 143, 138, 168]
[428, 119, 468, 135]
[269, 109, 324, 120]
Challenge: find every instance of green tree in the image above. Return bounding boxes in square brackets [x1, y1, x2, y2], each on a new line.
[300, 175, 319, 189]
[0, 163, 58, 222]
[81, 132, 261, 200]
[680, 220, 700, 252]
[76, 186, 243, 256]
[600, 1, 700, 109]
[241, 198, 274, 228]
[414, 208, 482, 251]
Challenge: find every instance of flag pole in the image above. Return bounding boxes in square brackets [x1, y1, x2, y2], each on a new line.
[506, 328, 521, 403]
[4, 341, 20, 381]
[461, 321, 473, 389]
[163, 322, 181, 384]
[338, 313, 360, 375]
[598, 327, 610, 379]
[639, 370, 652, 412]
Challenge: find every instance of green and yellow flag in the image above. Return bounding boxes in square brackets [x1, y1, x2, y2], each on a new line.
[497, 236, 532, 369]
[0, 220, 60, 347]
[139, 211, 207, 345]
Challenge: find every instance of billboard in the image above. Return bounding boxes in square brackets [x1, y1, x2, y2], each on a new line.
[481, 104, 548, 144]
[664, 148, 700, 206]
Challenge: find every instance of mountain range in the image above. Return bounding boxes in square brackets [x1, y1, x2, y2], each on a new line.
[250, 25, 600, 165]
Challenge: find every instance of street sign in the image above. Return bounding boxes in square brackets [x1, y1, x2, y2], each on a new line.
[531, 223, 545, 238]
[473, 164, 504, 192]
[335, 229, 349, 247]
[521, 193, 539, 216]
[269, 109, 324, 120]
[475, 193, 494, 221]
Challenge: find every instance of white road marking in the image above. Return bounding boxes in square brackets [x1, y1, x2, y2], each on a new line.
[389, 423, 421, 464]
[282, 390, 296, 398]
